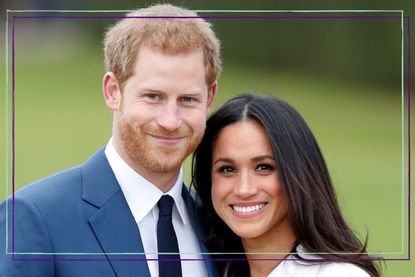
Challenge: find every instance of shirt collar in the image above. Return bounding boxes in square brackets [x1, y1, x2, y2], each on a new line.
[296, 244, 319, 259]
[104, 137, 188, 225]
[165, 167, 188, 225]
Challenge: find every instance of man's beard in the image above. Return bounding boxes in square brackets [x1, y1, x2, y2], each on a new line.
[117, 112, 205, 174]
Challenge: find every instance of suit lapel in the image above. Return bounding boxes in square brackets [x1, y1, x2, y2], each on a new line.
[81, 149, 216, 277]
[82, 148, 151, 277]
[88, 191, 150, 276]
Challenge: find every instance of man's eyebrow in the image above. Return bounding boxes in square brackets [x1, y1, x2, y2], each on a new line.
[181, 92, 203, 96]
[138, 88, 204, 96]
[139, 87, 166, 94]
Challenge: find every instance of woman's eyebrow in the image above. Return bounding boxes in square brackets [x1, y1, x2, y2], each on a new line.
[213, 155, 275, 165]
[251, 155, 275, 162]
[213, 157, 234, 165]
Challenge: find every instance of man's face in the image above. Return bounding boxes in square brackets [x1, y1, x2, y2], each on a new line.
[113, 46, 215, 177]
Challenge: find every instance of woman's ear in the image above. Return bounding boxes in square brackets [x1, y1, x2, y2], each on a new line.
[103, 72, 122, 110]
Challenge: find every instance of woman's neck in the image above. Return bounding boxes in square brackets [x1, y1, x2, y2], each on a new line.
[242, 222, 296, 277]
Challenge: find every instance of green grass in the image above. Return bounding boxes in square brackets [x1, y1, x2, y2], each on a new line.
[1, 45, 412, 276]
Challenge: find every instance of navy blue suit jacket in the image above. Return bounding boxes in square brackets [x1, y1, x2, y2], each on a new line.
[0, 148, 217, 276]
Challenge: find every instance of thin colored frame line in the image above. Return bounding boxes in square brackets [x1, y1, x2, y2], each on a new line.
[4, 10, 9, 259]
[9, 251, 405, 255]
[6, 12, 409, 259]
[401, 11, 405, 256]
[407, 16, 411, 261]
[10, 257, 403, 262]
[11, 15, 405, 20]
[11, 15, 16, 258]
[6, 12, 408, 258]
[6, 12, 410, 258]
[6, 9, 404, 13]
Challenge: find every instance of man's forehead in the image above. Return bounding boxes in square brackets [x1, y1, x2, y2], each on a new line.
[136, 45, 204, 59]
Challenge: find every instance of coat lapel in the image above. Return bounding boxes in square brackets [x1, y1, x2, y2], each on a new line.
[82, 148, 151, 277]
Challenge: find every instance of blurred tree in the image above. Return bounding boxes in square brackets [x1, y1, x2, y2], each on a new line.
[1, 0, 412, 89]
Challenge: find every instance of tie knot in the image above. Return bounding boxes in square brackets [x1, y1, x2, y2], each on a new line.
[158, 195, 174, 217]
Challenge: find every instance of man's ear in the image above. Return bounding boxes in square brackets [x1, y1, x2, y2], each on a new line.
[207, 81, 217, 113]
[103, 72, 122, 110]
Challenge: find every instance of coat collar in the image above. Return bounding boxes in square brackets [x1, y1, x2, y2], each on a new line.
[81, 148, 151, 277]
[81, 148, 217, 277]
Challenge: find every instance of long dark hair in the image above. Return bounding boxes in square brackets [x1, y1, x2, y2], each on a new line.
[191, 93, 381, 276]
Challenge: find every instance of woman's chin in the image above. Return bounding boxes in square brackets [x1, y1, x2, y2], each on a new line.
[230, 226, 263, 240]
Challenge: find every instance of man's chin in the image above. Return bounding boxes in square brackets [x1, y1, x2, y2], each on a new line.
[149, 160, 182, 173]
[147, 151, 186, 172]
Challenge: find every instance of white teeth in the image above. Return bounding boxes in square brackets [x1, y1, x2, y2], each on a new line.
[232, 203, 266, 213]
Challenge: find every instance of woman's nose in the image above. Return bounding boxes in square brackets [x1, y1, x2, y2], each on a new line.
[233, 171, 257, 199]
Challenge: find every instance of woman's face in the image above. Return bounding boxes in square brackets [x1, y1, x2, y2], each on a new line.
[211, 120, 292, 241]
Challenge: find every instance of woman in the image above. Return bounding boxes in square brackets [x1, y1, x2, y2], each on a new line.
[192, 94, 381, 276]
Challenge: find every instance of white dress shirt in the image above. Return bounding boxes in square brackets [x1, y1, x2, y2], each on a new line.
[105, 138, 207, 277]
[268, 245, 370, 277]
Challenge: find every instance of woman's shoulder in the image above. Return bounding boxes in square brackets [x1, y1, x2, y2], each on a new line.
[297, 244, 371, 277]
[317, 262, 370, 277]
[268, 245, 371, 277]
[269, 260, 370, 277]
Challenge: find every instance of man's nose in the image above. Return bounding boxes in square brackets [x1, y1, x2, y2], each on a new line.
[156, 101, 182, 132]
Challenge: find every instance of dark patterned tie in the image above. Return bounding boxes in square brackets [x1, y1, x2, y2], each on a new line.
[157, 195, 182, 277]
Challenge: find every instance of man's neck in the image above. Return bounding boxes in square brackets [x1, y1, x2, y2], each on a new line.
[112, 139, 181, 192]
[133, 166, 180, 193]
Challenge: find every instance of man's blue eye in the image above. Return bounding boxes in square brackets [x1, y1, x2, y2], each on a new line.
[147, 94, 158, 100]
[182, 97, 193, 102]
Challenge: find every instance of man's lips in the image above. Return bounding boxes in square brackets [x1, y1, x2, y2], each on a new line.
[149, 134, 186, 145]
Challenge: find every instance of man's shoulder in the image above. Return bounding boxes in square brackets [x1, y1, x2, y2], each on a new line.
[13, 147, 108, 205]
[16, 165, 83, 201]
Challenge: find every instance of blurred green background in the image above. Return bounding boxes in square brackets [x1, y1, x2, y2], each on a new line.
[0, 0, 413, 276]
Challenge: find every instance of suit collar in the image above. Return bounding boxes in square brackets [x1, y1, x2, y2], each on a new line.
[81, 147, 120, 208]
[81, 148, 151, 277]
[88, 191, 150, 276]
[105, 140, 188, 225]
[81, 148, 217, 277]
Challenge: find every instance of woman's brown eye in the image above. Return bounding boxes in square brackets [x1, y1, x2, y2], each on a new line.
[257, 164, 274, 172]
[218, 166, 235, 173]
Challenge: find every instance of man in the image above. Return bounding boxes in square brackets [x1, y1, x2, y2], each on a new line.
[0, 4, 220, 276]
